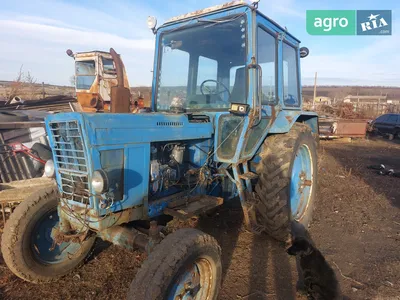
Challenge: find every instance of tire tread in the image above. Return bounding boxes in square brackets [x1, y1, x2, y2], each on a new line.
[128, 228, 221, 300]
[1, 186, 94, 283]
[254, 123, 316, 241]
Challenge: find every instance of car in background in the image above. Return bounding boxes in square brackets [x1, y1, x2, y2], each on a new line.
[371, 113, 400, 140]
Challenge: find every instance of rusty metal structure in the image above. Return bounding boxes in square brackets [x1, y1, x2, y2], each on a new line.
[109, 48, 131, 113]
[69, 48, 131, 113]
[319, 118, 368, 138]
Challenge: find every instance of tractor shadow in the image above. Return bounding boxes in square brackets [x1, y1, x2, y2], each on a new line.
[197, 198, 297, 300]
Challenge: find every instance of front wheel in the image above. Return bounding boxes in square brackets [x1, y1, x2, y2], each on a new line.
[1, 186, 95, 283]
[254, 123, 318, 241]
[127, 228, 222, 300]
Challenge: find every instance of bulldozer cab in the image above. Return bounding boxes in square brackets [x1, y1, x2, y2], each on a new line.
[151, 1, 313, 163]
[71, 50, 131, 112]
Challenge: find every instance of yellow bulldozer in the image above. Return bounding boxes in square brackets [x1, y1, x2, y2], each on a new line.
[67, 48, 149, 113]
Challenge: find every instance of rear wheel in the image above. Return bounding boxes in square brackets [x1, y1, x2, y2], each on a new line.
[1, 186, 95, 283]
[254, 123, 318, 241]
[127, 228, 222, 300]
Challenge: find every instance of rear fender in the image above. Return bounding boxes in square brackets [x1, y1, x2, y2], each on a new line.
[296, 114, 319, 139]
[250, 111, 318, 162]
[269, 110, 318, 136]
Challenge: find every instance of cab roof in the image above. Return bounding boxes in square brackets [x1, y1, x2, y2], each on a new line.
[75, 51, 112, 58]
[161, 0, 300, 43]
[164, 1, 246, 24]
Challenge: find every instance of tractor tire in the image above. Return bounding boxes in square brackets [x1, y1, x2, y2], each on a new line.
[1, 186, 95, 283]
[127, 228, 222, 300]
[254, 123, 318, 241]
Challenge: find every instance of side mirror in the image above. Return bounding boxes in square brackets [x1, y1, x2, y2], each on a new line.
[66, 49, 74, 58]
[300, 47, 310, 58]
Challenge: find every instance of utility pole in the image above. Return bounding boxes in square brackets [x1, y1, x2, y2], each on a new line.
[312, 72, 318, 109]
[42, 82, 46, 99]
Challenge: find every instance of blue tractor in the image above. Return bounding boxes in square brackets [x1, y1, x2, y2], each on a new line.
[1, 1, 318, 299]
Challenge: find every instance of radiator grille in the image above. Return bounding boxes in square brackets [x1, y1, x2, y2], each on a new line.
[49, 120, 90, 204]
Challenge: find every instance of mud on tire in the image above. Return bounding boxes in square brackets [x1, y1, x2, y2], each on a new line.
[1, 186, 95, 283]
[254, 123, 318, 241]
[127, 228, 222, 300]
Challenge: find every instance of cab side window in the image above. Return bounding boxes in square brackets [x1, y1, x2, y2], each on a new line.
[102, 58, 115, 73]
[283, 43, 300, 107]
[257, 27, 276, 104]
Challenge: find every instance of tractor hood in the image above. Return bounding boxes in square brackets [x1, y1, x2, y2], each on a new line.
[45, 112, 214, 146]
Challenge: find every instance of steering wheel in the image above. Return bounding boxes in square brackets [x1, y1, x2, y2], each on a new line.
[200, 80, 231, 101]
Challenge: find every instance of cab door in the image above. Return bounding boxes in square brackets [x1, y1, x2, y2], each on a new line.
[238, 14, 280, 159]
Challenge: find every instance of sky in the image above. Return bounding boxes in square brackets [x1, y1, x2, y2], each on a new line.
[0, 0, 398, 87]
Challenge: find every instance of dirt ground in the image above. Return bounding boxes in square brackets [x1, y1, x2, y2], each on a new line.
[0, 137, 399, 300]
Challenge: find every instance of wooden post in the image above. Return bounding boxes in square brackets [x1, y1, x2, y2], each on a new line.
[377, 97, 380, 115]
[42, 82, 46, 99]
[312, 72, 317, 109]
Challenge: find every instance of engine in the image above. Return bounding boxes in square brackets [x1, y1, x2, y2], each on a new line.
[150, 143, 186, 194]
[149, 142, 216, 196]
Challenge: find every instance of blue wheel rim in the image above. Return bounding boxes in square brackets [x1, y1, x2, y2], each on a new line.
[167, 258, 213, 300]
[31, 209, 82, 264]
[290, 144, 313, 221]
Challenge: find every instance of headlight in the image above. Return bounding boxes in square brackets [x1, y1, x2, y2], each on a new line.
[91, 170, 108, 194]
[147, 16, 157, 30]
[44, 160, 55, 178]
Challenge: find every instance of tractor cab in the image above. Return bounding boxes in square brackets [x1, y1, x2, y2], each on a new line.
[67, 49, 132, 112]
[150, 1, 314, 165]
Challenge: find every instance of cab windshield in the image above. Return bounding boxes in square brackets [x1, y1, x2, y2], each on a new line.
[75, 60, 96, 90]
[156, 15, 247, 111]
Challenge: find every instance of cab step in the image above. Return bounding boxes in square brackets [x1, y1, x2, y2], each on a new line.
[164, 195, 223, 220]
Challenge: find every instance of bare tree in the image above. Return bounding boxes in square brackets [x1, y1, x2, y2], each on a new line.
[6, 65, 24, 101]
[5, 66, 41, 100]
[24, 70, 39, 99]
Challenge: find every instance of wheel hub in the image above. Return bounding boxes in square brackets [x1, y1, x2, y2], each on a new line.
[298, 171, 312, 193]
[32, 209, 83, 264]
[290, 144, 313, 221]
[168, 258, 213, 300]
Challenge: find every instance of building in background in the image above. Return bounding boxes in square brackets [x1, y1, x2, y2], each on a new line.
[314, 96, 332, 105]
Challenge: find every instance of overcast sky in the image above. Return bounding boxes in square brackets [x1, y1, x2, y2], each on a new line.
[0, 0, 399, 87]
